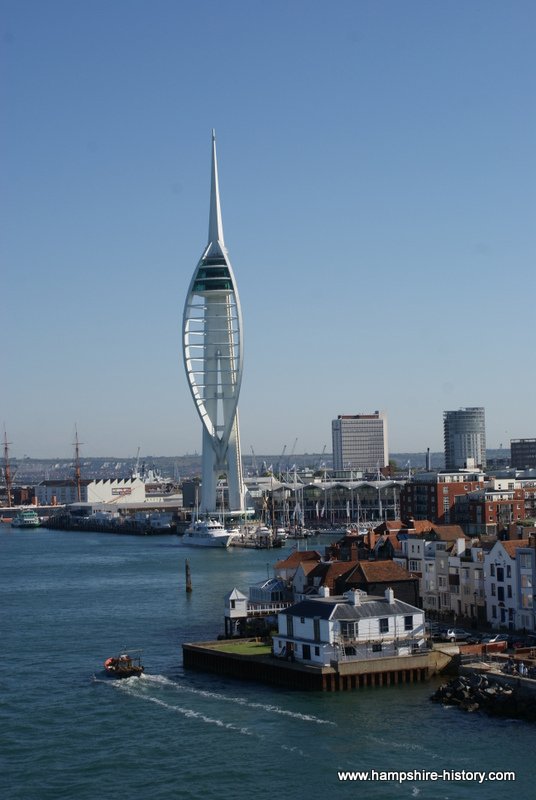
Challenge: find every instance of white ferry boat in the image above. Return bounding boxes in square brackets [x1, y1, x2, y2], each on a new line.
[11, 509, 41, 528]
[181, 518, 235, 548]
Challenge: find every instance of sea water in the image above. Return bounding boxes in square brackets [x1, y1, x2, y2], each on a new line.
[2, 529, 534, 799]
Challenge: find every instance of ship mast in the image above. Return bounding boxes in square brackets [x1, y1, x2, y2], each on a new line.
[73, 426, 83, 502]
[3, 427, 13, 508]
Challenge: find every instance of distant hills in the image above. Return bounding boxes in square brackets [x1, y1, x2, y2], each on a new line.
[5, 450, 510, 484]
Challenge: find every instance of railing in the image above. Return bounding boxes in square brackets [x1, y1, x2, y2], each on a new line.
[333, 635, 427, 662]
[245, 601, 292, 617]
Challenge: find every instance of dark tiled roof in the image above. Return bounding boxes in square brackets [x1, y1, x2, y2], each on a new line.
[281, 595, 420, 621]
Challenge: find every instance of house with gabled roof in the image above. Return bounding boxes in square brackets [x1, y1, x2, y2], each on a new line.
[484, 538, 531, 630]
[339, 560, 420, 607]
[273, 550, 322, 582]
[273, 587, 425, 667]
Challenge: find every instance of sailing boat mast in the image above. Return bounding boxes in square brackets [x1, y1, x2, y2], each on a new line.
[73, 426, 83, 503]
[3, 427, 13, 508]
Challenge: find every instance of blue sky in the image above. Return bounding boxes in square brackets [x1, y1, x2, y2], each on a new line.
[2, 0, 534, 458]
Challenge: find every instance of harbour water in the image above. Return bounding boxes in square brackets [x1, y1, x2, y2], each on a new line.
[2, 529, 534, 799]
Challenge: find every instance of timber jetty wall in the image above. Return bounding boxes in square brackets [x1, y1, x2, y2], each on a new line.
[182, 641, 453, 692]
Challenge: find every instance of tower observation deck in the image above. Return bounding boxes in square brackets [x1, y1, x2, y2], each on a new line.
[182, 132, 245, 513]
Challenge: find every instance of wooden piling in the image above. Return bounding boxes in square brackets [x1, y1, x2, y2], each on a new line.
[185, 559, 192, 593]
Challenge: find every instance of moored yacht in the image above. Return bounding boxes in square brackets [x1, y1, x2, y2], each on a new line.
[181, 518, 235, 548]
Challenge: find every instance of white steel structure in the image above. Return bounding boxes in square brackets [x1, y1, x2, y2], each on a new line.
[182, 132, 244, 514]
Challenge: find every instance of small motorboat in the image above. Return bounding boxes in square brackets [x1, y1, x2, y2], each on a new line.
[104, 652, 144, 678]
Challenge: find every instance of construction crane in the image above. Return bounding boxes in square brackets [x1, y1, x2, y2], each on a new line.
[289, 437, 298, 468]
[277, 444, 287, 477]
[317, 444, 327, 470]
[250, 445, 258, 476]
[73, 425, 83, 503]
[132, 447, 141, 479]
[3, 426, 13, 508]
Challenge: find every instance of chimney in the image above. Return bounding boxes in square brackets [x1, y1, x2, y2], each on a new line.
[318, 586, 330, 597]
[384, 587, 395, 604]
[345, 589, 361, 606]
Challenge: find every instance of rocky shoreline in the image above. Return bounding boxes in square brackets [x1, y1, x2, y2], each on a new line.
[431, 673, 536, 721]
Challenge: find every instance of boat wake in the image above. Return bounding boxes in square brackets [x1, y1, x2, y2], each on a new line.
[140, 673, 336, 726]
[94, 673, 311, 757]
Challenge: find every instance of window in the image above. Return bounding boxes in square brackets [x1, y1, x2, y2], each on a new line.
[506, 565, 511, 579]
[314, 646, 320, 656]
[379, 618, 389, 634]
[497, 567, 504, 583]
[300, 617, 305, 624]
[491, 583, 496, 596]
[341, 621, 358, 639]
[492, 605, 497, 618]
[372, 643, 383, 652]
[490, 564, 495, 577]
[313, 617, 321, 642]
[507, 586, 512, 599]
[230, 600, 235, 609]
[302, 644, 311, 660]
[287, 616, 294, 636]
[404, 615, 413, 631]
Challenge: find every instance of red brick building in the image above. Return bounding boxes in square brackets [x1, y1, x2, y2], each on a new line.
[400, 471, 485, 524]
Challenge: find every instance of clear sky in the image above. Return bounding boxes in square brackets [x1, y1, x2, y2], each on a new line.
[2, 0, 535, 459]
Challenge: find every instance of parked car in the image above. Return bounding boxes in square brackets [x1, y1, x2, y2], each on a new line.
[444, 628, 471, 642]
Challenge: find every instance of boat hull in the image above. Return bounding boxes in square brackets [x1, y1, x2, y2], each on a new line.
[104, 656, 144, 678]
[180, 534, 233, 547]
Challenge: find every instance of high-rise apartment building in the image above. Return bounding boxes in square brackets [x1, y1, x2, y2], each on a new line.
[510, 439, 536, 469]
[332, 412, 388, 472]
[443, 407, 486, 471]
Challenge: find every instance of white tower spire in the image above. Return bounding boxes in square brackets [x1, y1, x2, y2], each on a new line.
[208, 129, 225, 248]
[182, 132, 245, 514]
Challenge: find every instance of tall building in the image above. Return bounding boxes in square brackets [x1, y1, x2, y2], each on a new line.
[443, 407, 486, 470]
[182, 132, 244, 513]
[511, 439, 536, 469]
[331, 412, 388, 472]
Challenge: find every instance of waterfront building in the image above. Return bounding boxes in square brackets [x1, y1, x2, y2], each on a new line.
[182, 132, 245, 514]
[35, 478, 145, 506]
[245, 474, 404, 525]
[272, 588, 425, 667]
[332, 412, 388, 472]
[483, 539, 530, 630]
[443, 407, 487, 470]
[511, 438, 536, 469]
[452, 544, 487, 624]
[515, 539, 536, 633]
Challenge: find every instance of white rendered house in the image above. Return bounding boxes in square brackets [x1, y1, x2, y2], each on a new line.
[484, 539, 529, 630]
[273, 588, 425, 667]
[182, 132, 244, 514]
